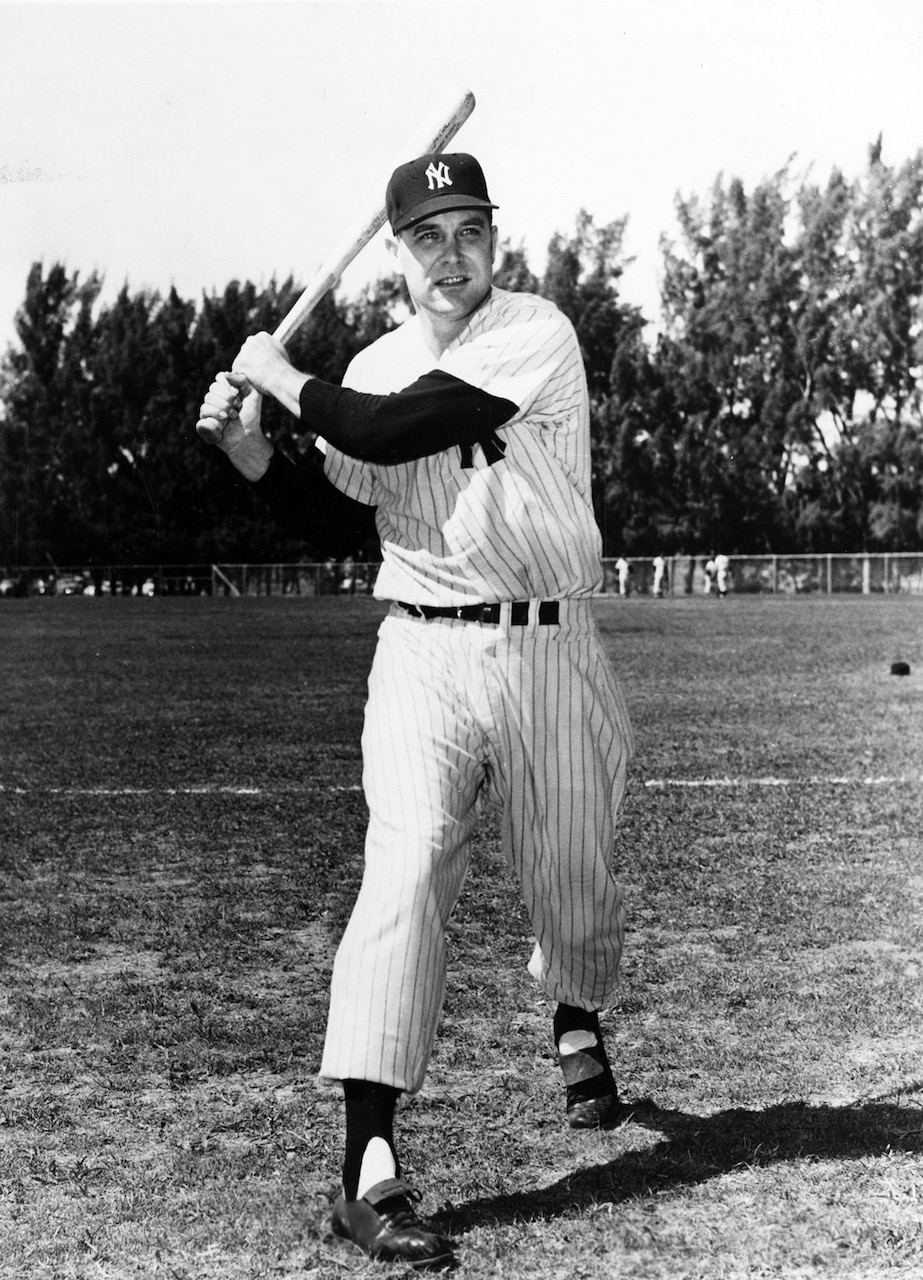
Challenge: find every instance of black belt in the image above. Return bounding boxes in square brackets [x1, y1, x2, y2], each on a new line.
[398, 600, 560, 626]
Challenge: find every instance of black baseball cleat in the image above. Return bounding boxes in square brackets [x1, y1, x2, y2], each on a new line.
[331, 1177, 457, 1270]
[558, 1039, 621, 1129]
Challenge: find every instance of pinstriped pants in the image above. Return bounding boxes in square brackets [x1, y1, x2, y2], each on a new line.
[319, 598, 634, 1094]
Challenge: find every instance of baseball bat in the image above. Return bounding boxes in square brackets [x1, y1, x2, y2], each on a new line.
[271, 86, 476, 347]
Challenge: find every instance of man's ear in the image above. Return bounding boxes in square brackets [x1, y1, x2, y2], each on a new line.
[385, 235, 400, 262]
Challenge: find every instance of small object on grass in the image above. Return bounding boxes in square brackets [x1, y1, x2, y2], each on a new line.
[890, 661, 911, 676]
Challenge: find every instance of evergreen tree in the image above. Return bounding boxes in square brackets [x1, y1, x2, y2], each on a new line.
[0, 263, 102, 565]
[493, 240, 540, 293]
[5, 144, 923, 567]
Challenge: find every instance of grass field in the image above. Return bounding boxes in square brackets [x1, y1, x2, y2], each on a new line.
[1, 594, 921, 1280]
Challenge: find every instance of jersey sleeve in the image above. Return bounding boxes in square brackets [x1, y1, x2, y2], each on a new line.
[438, 302, 580, 423]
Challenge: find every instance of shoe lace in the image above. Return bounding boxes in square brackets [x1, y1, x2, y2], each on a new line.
[380, 1187, 429, 1232]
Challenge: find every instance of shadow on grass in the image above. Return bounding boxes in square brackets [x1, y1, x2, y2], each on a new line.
[435, 1091, 923, 1234]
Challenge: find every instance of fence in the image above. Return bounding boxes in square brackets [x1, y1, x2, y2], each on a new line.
[4, 554, 923, 598]
[0, 561, 377, 598]
[601, 553, 923, 596]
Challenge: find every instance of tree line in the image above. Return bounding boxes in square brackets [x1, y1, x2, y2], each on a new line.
[1, 138, 921, 568]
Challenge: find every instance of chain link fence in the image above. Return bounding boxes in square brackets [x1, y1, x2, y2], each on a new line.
[0, 560, 378, 598]
[600, 553, 923, 596]
[4, 553, 923, 598]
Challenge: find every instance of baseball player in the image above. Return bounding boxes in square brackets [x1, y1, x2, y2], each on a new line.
[197, 152, 634, 1269]
[714, 551, 730, 597]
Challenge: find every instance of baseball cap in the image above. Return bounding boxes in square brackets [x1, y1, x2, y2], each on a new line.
[386, 152, 498, 234]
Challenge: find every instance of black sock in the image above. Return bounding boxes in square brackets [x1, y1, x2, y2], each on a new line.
[554, 1005, 615, 1107]
[342, 1079, 401, 1201]
[553, 1003, 601, 1047]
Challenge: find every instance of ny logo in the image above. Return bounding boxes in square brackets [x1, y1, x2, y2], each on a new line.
[425, 161, 453, 191]
[459, 433, 507, 470]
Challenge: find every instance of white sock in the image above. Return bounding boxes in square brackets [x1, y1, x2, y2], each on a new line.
[356, 1136, 397, 1200]
[558, 1029, 599, 1055]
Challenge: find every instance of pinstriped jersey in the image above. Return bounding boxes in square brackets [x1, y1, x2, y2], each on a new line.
[322, 287, 603, 605]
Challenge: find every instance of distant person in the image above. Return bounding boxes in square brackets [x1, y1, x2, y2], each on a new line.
[652, 554, 666, 598]
[615, 556, 631, 597]
[340, 556, 357, 595]
[714, 552, 730, 598]
[703, 556, 716, 596]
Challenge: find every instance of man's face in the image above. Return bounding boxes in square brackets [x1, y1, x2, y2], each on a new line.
[390, 209, 498, 328]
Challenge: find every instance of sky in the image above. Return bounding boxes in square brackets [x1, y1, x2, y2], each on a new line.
[2, 0, 923, 352]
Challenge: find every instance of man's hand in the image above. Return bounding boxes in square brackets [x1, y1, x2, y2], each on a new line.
[232, 332, 310, 416]
[196, 372, 274, 482]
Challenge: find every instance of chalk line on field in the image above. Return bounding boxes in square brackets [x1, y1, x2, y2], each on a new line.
[0, 777, 918, 797]
[643, 775, 921, 789]
[0, 784, 365, 797]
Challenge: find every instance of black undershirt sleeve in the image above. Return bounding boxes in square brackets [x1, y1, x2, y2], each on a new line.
[250, 368, 519, 556]
[298, 369, 519, 465]
[251, 447, 378, 560]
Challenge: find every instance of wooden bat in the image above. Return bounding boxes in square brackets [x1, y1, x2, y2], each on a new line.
[272, 86, 476, 346]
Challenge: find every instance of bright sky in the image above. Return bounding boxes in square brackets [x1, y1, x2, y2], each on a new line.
[2, 0, 923, 352]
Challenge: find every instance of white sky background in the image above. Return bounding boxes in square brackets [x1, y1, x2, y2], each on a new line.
[1, 0, 923, 353]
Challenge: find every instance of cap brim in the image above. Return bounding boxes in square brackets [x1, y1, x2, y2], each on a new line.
[392, 195, 498, 234]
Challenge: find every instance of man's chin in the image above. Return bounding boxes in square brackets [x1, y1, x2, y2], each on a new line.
[430, 284, 490, 318]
